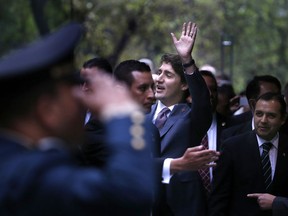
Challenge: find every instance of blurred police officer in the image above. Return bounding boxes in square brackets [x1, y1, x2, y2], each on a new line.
[0, 23, 153, 216]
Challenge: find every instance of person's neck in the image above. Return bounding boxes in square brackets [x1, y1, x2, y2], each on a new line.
[159, 98, 181, 107]
[7, 120, 49, 148]
[157, 100, 173, 108]
[157, 93, 184, 107]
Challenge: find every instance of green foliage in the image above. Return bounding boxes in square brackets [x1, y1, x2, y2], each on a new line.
[0, 0, 37, 55]
[0, 0, 288, 92]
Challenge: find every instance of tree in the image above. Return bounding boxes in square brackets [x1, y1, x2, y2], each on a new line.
[0, 0, 287, 92]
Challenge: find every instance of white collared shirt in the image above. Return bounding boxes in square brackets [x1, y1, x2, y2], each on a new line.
[84, 111, 91, 125]
[152, 101, 175, 184]
[256, 133, 279, 180]
[152, 101, 174, 124]
[207, 113, 217, 151]
[207, 113, 217, 181]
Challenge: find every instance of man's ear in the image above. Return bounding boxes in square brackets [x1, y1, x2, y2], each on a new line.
[181, 83, 188, 91]
[249, 99, 256, 111]
[281, 113, 287, 126]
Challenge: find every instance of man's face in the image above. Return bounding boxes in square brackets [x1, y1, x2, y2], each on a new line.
[130, 71, 155, 113]
[49, 83, 86, 148]
[155, 62, 187, 106]
[80, 67, 109, 92]
[202, 75, 218, 112]
[254, 99, 285, 140]
[216, 92, 230, 116]
[250, 81, 280, 111]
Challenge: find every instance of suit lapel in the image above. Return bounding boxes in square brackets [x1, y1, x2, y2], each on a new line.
[159, 104, 190, 152]
[248, 131, 267, 189]
[248, 131, 262, 163]
[216, 112, 227, 151]
[148, 103, 190, 152]
[158, 104, 189, 137]
[249, 131, 288, 192]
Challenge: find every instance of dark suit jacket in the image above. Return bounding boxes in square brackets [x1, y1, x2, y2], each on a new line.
[81, 116, 110, 167]
[221, 118, 288, 144]
[215, 112, 228, 151]
[226, 111, 252, 127]
[221, 120, 252, 143]
[0, 116, 154, 216]
[83, 115, 161, 165]
[202, 112, 228, 199]
[209, 130, 288, 216]
[273, 196, 288, 216]
[149, 70, 212, 216]
[280, 118, 288, 134]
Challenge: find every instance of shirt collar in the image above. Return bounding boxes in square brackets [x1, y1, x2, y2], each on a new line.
[256, 132, 279, 150]
[155, 101, 175, 114]
[209, 113, 217, 130]
[38, 137, 68, 151]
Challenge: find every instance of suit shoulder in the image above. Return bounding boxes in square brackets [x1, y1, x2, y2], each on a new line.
[221, 130, 254, 149]
[226, 111, 252, 127]
[221, 121, 251, 140]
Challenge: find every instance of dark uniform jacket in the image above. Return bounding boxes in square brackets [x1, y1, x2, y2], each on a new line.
[0, 116, 154, 216]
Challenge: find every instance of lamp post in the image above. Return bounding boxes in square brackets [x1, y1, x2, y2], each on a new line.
[220, 33, 234, 81]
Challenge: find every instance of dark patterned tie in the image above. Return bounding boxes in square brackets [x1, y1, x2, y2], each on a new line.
[261, 142, 273, 190]
[155, 107, 170, 129]
[198, 134, 211, 194]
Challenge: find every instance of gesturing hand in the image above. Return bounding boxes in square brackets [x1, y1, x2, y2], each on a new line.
[171, 22, 197, 62]
[170, 145, 220, 174]
[247, 193, 276, 210]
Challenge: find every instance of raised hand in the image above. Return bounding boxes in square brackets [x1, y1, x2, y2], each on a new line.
[171, 22, 197, 63]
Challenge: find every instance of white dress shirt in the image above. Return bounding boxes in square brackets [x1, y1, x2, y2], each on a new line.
[256, 133, 279, 180]
[207, 113, 217, 181]
[152, 101, 175, 184]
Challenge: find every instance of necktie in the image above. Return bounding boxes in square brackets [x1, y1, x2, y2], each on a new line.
[198, 134, 211, 194]
[261, 142, 273, 190]
[155, 107, 170, 129]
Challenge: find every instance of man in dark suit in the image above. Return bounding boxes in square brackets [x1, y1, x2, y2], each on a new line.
[150, 22, 219, 216]
[80, 57, 113, 124]
[221, 75, 282, 141]
[79, 57, 113, 167]
[209, 92, 288, 216]
[226, 75, 281, 127]
[81, 59, 158, 168]
[199, 70, 228, 196]
[113, 58, 218, 214]
[200, 70, 228, 151]
[112, 59, 160, 159]
[0, 23, 154, 215]
[113, 59, 156, 114]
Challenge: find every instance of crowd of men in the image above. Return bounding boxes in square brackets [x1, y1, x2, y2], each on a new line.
[0, 20, 287, 216]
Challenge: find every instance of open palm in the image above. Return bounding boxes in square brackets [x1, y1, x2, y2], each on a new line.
[171, 22, 197, 60]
